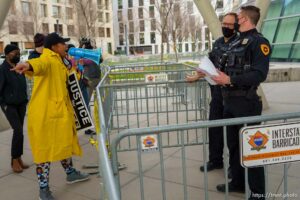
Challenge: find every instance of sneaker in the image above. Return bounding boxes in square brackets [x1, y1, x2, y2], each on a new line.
[39, 187, 55, 200]
[66, 170, 90, 184]
[200, 162, 223, 172]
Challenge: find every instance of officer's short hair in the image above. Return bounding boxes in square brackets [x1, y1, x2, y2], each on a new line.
[241, 6, 260, 25]
[224, 12, 238, 21]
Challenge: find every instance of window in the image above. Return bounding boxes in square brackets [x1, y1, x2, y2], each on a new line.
[119, 23, 124, 33]
[140, 33, 144, 44]
[22, 2, 31, 16]
[185, 43, 189, 52]
[67, 25, 75, 36]
[216, 0, 223, 9]
[118, 0, 122, 9]
[162, 32, 167, 43]
[128, 9, 133, 20]
[151, 19, 156, 31]
[129, 21, 134, 32]
[150, 32, 156, 44]
[105, 0, 109, 9]
[138, 8, 143, 19]
[128, 0, 133, 8]
[52, 6, 61, 18]
[98, 11, 103, 22]
[139, 0, 143, 6]
[9, 21, 18, 34]
[106, 28, 111, 37]
[23, 22, 34, 35]
[99, 27, 105, 37]
[40, 4, 47, 17]
[178, 43, 182, 52]
[42, 23, 49, 34]
[118, 10, 122, 21]
[129, 34, 134, 45]
[106, 13, 110, 22]
[139, 20, 144, 32]
[54, 24, 63, 35]
[119, 35, 124, 45]
[108, 42, 112, 54]
[150, 0, 155, 5]
[97, 0, 103, 8]
[282, 0, 300, 16]
[52, 0, 60, 3]
[149, 6, 155, 18]
[66, 7, 73, 20]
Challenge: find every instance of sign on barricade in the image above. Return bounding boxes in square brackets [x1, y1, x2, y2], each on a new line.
[68, 72, 94, 131]
[145, 73, 168, 83]
[241, 121, 300, 167]
[140, 134, 159, 152]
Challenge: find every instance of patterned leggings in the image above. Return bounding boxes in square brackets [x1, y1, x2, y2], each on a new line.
[36, 158, 75, 189]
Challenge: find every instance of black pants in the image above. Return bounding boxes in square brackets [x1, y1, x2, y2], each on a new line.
[223, 96, 265, 199]
[1, 103, 27, 159]
[208, 86, 224, 164]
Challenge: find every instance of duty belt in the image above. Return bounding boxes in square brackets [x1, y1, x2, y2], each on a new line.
[222, 89, 250, 98]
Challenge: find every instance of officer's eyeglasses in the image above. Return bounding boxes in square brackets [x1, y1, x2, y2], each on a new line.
[221, 22, 234, 27]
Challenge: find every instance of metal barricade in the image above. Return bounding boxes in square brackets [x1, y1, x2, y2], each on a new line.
[95, 63, 300, 200]
[109, 112, 300, 200]
[99, 62, 210, 151]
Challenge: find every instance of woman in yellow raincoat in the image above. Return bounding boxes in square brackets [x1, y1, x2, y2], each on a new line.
[13, 32, 89, 200]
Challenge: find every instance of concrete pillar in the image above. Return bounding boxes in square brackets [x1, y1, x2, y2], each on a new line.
[255, 0, 271, 110]
[193, 0, 222, 40]
[0, 0, 12, 29]
[0, 0, 12, 131]
[255, 0, 271, 31]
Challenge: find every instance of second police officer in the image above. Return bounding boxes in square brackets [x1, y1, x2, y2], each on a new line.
[213, 6, 271, 200]
[186, 12, 239, 174]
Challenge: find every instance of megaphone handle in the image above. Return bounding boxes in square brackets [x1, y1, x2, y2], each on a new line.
[75, 56, 84, 72]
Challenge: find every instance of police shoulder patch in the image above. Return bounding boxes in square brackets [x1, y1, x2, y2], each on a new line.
[260, 44, 270, 56]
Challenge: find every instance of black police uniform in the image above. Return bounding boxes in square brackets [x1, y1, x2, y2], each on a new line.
[206, 34, 237, 169]
[220, 28, 271, 199]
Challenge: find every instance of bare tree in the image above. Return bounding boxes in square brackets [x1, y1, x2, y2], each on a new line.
[75, 0, 105, 45]
[154, 0, 173, 62]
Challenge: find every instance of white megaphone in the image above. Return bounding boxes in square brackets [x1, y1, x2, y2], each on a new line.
[68, 47, 102, 71]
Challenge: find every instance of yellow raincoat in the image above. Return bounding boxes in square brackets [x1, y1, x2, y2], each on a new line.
[27, 48, 82, 164]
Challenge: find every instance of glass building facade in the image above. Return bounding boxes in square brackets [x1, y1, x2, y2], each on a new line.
[261, 0, 300, 62]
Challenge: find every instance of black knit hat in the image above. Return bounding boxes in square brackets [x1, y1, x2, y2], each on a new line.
[4, 44, 20, 55]
[44, 32, 70, 49]
[34, 33, 45, 48]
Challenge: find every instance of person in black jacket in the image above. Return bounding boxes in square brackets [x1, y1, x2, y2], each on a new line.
[0, 44, 29, 173]
[186, 13, 238, 174]
[28, 33, 45, 59]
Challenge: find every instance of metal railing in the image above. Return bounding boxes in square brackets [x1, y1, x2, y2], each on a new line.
[109, 112, 300, 200]
[95, 62, 300, 200]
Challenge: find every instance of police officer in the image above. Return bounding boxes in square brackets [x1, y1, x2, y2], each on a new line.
[213, 6, 270, 200]
[186, 12, 238, 173]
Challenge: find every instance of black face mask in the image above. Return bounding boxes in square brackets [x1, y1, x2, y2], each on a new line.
[11, 56, 20, 64]
[222, 27, 235, 38]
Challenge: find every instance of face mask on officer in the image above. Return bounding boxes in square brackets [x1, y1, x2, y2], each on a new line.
[222, 27, 235, 38]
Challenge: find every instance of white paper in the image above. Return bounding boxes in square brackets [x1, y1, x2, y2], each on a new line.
[197, 56, 219, 85]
